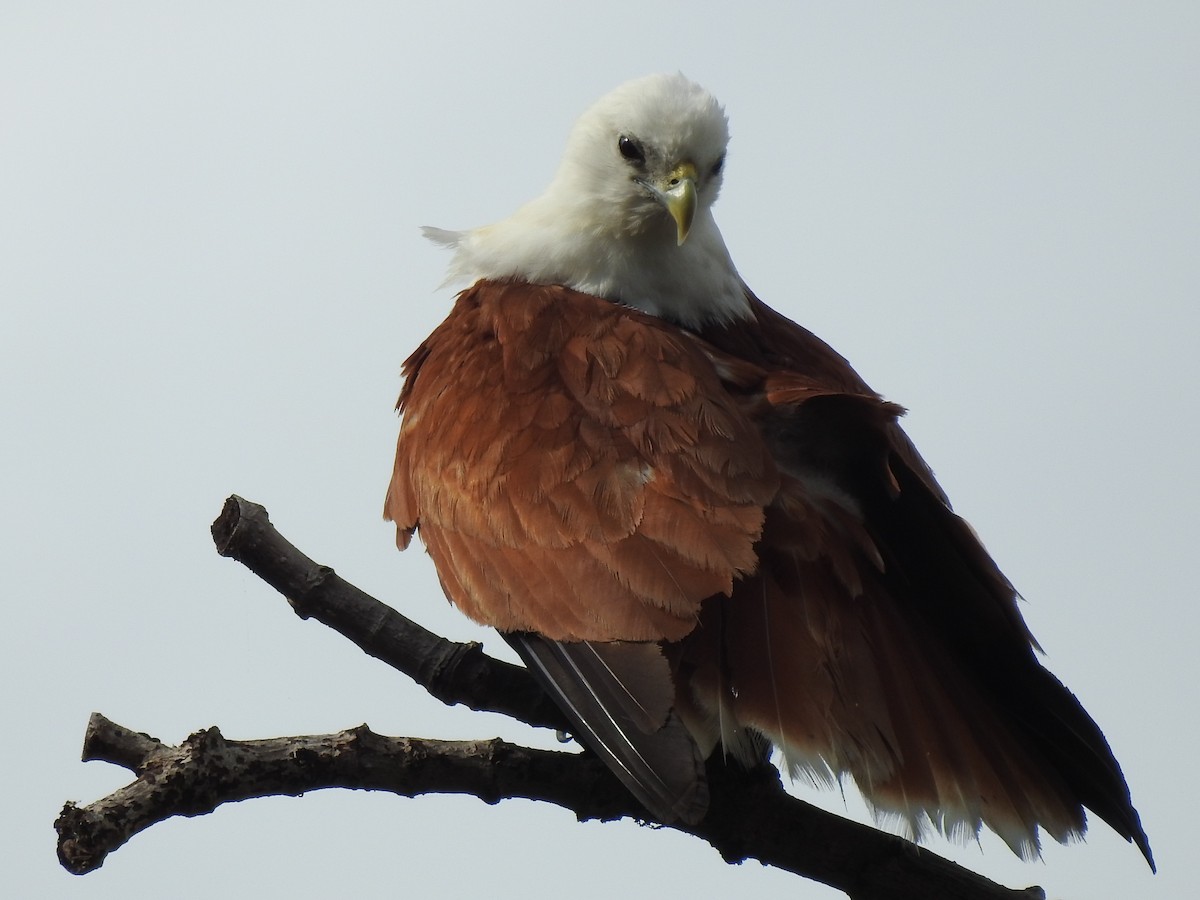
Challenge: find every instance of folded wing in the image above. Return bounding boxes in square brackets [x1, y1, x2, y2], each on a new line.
[683, 293, 1153, 866]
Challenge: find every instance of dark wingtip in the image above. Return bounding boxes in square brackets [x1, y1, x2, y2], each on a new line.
[1131, 821, 1155, 873]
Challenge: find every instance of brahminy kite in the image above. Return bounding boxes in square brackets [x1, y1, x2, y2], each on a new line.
[385, 73, 1152, 867]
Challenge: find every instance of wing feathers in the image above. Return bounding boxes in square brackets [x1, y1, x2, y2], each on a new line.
[687, 293, 1151, 866]
[506, 634, 709, 824]
[389, 280, 1151, 868]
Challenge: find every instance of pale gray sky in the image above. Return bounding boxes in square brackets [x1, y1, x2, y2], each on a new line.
[3, 3, 1197, 898]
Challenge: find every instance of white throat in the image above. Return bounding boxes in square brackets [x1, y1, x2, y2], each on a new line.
[425, 199, 749, 329]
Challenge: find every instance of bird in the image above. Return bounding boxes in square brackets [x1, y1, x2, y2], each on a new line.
[384, 73, 1153, 868]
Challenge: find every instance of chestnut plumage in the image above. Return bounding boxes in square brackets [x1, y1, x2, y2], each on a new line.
[385, 74, 1152, 869]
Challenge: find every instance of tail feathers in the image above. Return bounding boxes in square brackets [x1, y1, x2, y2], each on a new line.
[673, 561, 1144, 865]
[505, 633, 709, 824]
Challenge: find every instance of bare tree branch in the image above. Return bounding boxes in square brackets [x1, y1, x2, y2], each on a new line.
[209, 494, 562, 731]
[56, 495, 1048, 900]
[57, 713, 627, 877]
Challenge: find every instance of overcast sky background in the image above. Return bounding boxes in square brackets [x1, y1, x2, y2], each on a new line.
[3, 3, 1197, 898]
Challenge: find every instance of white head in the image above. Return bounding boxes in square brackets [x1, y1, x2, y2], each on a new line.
[427, 74, 750, 328]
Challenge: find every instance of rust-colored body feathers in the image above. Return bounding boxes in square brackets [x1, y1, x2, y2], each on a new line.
[386, 280, 1152, 867]
[387, 282, 775, 643]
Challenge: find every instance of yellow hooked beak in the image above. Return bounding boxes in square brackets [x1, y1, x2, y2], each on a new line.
[655, 161, 698, 246]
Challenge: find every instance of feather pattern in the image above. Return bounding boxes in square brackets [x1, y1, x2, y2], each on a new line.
[506, 634, 709, 824]
[386, 280, 1153, 865]
[385, 73, 1152, 868]
[387, 281, 776, 644]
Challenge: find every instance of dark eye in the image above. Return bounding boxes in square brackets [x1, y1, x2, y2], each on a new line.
[710, 154, 726, 177]
[618, 135, 645, 165]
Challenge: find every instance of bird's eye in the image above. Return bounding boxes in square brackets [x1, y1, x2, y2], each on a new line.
[618, 135, 645, 165]
[711, 154, 726, 177]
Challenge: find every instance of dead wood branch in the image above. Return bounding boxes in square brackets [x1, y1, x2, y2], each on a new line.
[55, 495, 1047, 900]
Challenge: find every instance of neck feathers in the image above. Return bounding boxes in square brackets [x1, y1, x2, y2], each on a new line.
[426, 194, 751, 330]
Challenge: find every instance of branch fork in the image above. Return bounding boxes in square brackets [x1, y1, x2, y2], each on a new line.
[56, 495, 1046, 900]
